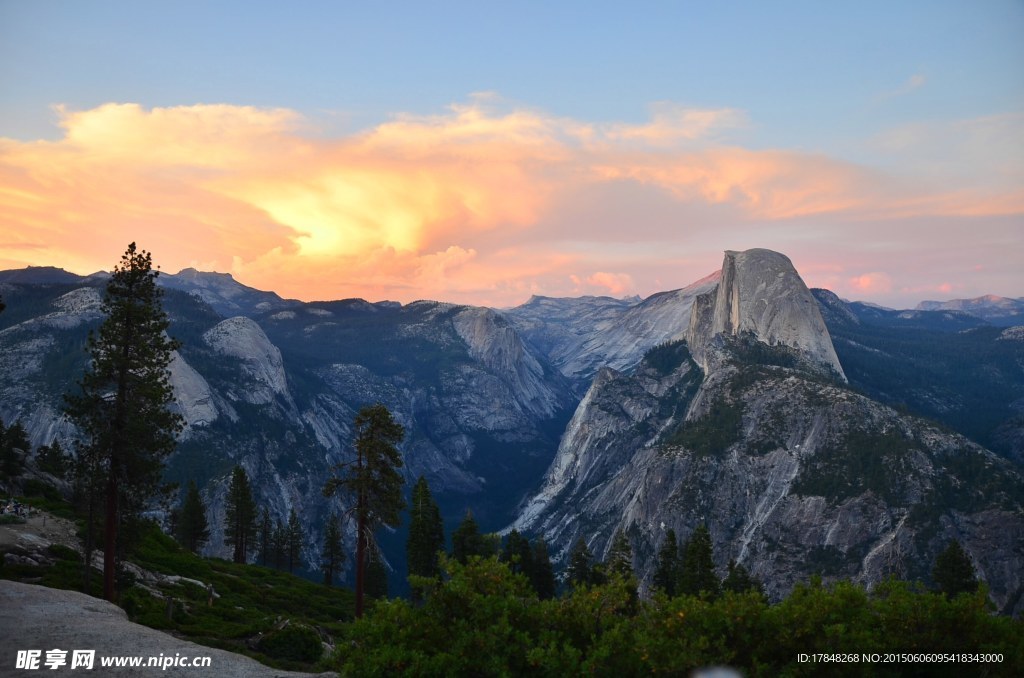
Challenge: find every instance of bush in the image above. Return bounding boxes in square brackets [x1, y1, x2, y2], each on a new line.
[257, 623, 323, 663]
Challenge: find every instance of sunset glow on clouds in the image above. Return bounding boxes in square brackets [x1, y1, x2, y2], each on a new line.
[1, 97, 1021, 307]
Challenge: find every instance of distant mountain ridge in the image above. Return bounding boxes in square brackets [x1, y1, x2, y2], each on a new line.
[916, 294, 1024, 326]
[1, 255, 1021, 604]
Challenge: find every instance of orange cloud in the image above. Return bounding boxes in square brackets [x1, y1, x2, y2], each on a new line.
[1, 98, 1020, 307]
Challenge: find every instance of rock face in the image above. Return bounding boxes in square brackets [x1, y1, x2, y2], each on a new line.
[513, 249, 1023, 614]
[0, 276, 575, 584]
[202, 317, 292, 406]
[504, 272, 719, 390]
[687, 249, 845, 380]
[0, 580, 335, 677]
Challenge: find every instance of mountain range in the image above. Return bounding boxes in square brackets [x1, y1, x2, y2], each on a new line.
[1, 251, 1021, 611]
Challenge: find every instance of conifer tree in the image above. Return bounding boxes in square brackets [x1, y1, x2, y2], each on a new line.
[567, 537, 596, 588]
[286, 508, 303, 573]
[36, 439, 69, 477]
[406, 475, 444, 581]
[272, 517, 287, 569]
[65, 243, 183, 601]
[722, 559, 764, 595]
[679, 524, 720, 598]
[500, 529, 533, 575]
[322, 512, 344, 586]
[224, 465, 258, 564]
[529, 537, 556, 600]
[451, 510, 489, 563]
[652, 528, 681, 597]
[932, 539, 979, 598]
[176, 480, 210, 554]
[257, 507, 272, 566]
[605, 529, 634, 579]
[323, 403, 405, 618]
[0, 420, 29, 479]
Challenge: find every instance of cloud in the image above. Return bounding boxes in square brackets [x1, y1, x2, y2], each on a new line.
[1, 98, 1021, 306]
[848, 272, 893, 294]
[602, 103, 747, 146]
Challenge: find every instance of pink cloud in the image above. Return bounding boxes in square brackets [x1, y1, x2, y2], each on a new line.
[1, 98, 1021, 307]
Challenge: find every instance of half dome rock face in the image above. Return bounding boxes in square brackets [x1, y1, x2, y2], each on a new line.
[688, 249, 846, 381]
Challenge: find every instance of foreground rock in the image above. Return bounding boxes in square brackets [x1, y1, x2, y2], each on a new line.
[0, 580, 336, 677]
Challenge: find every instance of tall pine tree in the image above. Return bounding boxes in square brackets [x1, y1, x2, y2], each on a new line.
[65, 243, 182, 601]
[451, 510, 491, 563]
[323, 403, 405, 618]
[679, 524, 720, 598]
[932, 539, 979, 598]
[286, 508, 303, 573]
[224, 465, 258, 564]
[529, 537, 556, 600]
[257, 507, 272, 567]
[406, 475, 444, 582]
[605, 529, 634, 579]
[567, 537, 596, 589]
[652, 529, 680, 597]
[501, 529, 533, 575]
[176, 480, 210, 554]
[322, 512, 344, 586]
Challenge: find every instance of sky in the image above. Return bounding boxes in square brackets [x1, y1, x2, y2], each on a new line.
[1, 1, 1022, 308]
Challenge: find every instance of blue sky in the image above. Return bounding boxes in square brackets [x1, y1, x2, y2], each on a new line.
[1, 1, 1021, 306]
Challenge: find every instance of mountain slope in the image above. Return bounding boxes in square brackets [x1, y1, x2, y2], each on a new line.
[0, 277, 575, 587]
[504, 272, 719, 390]
[513, 249, 1024, 614]
[814, 289, 1024, 464]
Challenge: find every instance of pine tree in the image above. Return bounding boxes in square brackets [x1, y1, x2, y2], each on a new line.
[406, 475, 444, 582]
[679, 524, 721, 598]
[500, 529, 533, 575]
[323, 403, 405, 618]
[272, 517, 287, 569]
[257, 507, 272, 567]
[36, 439, 69, 477]
[567, 537, 596, 588]
[1, 420, 29, 479]
[224, 465, 258, 564]
[451, 510, 489, 563]
[175, 480, 210, 554]
[529, 537, 556, 600]
[286, 508, 303, 573]
[722, 559, 764, 595]
[64, 243, 183, 601]
[652, 529, 680, 597]
[322, 512, 345, 586]
[932, 539, 979, 598]
[605, 529, 634, 579]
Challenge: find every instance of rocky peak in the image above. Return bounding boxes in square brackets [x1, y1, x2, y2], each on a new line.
[202, 317, 290, 405]
[687, 249, 846, 381]
[452, 307, 570, 419]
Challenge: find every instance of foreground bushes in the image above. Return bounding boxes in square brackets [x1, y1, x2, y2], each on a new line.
[336, 557, 1023, 677]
